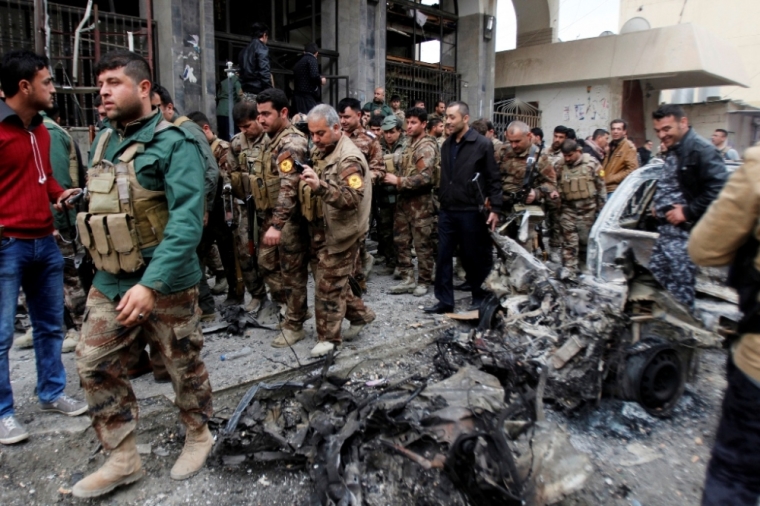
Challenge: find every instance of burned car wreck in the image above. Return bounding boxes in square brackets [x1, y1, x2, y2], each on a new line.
[210, 160, 737, 505]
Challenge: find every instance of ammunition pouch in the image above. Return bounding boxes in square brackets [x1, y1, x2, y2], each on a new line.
[561, 173, 595, 201]
[79, 120, 172, 275]
[298, 180, 324, 222]
[383, 154, 396, 175]
[77, 212, 145, 275]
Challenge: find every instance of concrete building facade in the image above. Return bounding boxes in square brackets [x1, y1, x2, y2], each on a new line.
[619, 0, 760, 107]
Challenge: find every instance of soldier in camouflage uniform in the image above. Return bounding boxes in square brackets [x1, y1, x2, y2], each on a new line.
[300, 104, 376, 357]
[544, 126, 569, 256]
[496, 121, 558, 254]
[556, 139, 606, 274]
[377, 115, 406, 267]
[426, 117, 445, 149]
[72, 51, 213, 498]
[256, 89, 311, 347]
[187, 111, 244, 304]
[226, 101, 270, 312]
[385, 107, 438, 296]
[42, 109, 86, 353]
[337, 98, 386, 291]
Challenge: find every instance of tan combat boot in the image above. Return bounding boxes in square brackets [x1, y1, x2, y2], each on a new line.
[272, 327, 306, 348]
[170, 424, 214, 480]
[412, 285, 428, 297]
[389, 276, 416, 294]
[72, 433, 143, 498]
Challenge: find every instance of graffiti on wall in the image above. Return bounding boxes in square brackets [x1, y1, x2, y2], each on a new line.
[177, 34, 201, 84]
[565, 86, 610, 138]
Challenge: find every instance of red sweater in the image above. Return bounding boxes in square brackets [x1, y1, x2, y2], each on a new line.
[0, 105, 64, 239]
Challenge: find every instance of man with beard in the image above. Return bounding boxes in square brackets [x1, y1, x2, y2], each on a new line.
[0, 49, 86, 446]
[602, 119, 639, 198]
[362, 87, 393, 118]
[72, 50, 213, 496]
[424, 101, 502, 314]
[543, 125, 569, 256]
[583, 128, 609, 163]
[300, 104, 376, 357]
[556, 139, 606, 275]
[427, 117, 445, 149]
[338, 97, 385, 291]
[226, 101, 270, 313]
[429, 100, 446, 122]
[495, 121, 557, 254]
[256, 89, 311, 348]
[385, 107, 439, 297]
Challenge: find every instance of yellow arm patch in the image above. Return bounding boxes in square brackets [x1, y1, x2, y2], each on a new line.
[279, 159, 293, 173]
[347, 173, 363, 189]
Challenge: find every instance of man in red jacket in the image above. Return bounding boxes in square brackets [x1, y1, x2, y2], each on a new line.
[0, 50, 86, 445]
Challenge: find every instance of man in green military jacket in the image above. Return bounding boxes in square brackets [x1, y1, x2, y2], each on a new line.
[72, 50, 213, 498]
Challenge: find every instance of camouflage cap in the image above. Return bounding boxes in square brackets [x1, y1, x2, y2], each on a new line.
[381, 115, 401, 131]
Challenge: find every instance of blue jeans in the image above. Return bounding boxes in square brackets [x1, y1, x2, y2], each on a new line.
[0, 235, 67, 417]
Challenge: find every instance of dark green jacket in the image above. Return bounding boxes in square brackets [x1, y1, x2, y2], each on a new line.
[362, 101, 393, 118]
[171, 111, 219, 212]
[42, 112, 78, 230]
[89, 109, 205, 299]
[216, 75, 242, 117]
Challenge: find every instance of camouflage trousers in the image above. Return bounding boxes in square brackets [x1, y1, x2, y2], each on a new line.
[376, 203, 397, 265]
[241, 92, 257, 103]
[56, 233, 86, 328]
[309, 222, 375, 344]
[559, 199, 596, 271]
[375, 186, 398, 265]
[76, 286, 213, 450]
[353, 233, 372, 292]
[206, 244, 225, 274]
[650, 225, 697, 310]
[545, 197, 562, 248]
[394, 195, 435, 285]
[234, 204, 266, 298]
[258, 213, 309, 329]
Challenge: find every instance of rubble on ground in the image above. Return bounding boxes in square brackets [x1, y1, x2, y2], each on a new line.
[209, 233, 731, 505]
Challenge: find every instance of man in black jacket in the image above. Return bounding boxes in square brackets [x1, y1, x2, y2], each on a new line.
[424, 101, 502, 314]
[238, 22, 272, 101]
[292, 43, 324, 115]
[649, 104, 727, 309]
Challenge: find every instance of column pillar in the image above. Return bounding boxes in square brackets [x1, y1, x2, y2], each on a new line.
[457, 0, 497, 119]
[153, 0, 217, 124]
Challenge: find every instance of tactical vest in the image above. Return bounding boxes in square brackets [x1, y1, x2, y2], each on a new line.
[76, 121, 172, 275]
[258, 126, 305, 211]
[399, 135, 440, 188]
[238, 137, 268, 211]
[561, 153, 596, 202]
[43, 117, 79, 187]
[300, 136, 371, 254]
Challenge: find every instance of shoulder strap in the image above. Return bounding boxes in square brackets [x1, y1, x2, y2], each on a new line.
[156, 119, 173, 133]
[173, 116, 191, 127]
[91, 129, 113, 165]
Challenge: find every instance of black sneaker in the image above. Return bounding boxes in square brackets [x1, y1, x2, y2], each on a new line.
[0, 415, 29, 444]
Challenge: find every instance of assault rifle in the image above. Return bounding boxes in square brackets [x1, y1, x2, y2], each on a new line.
[471, 173, 491, 221]
[512, 144, 543, 205]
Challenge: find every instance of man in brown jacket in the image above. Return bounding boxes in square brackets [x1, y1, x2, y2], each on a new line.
[602, 119, 638, 196]
[688, 143, 760, 506]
